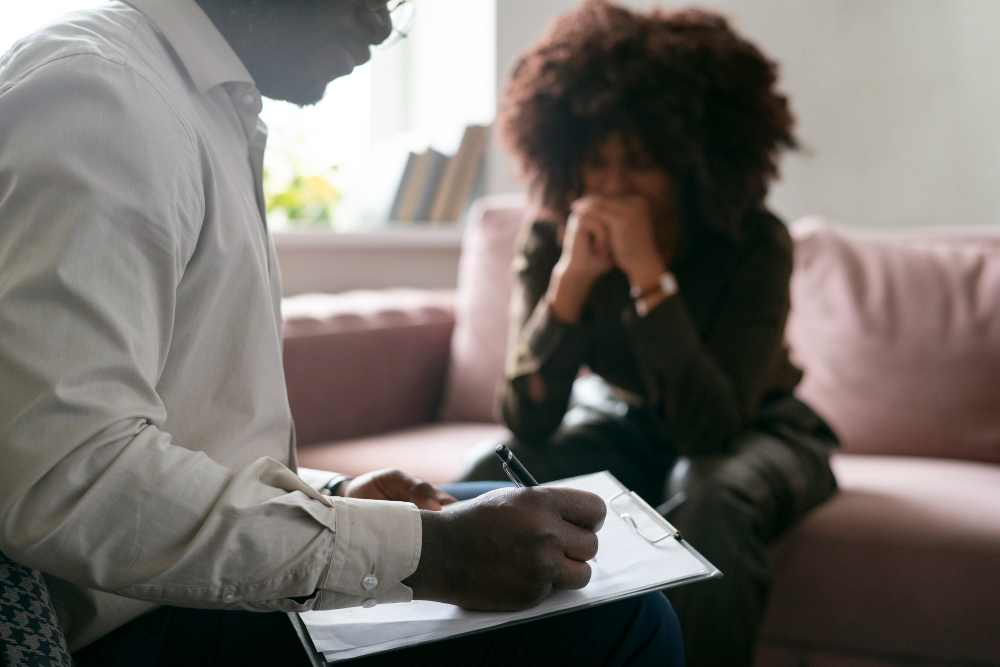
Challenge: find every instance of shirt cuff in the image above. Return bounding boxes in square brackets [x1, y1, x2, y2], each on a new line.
[317, 498, 422, 609]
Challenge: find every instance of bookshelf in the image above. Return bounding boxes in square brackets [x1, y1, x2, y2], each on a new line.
[390, 125, 491, 224]
[271, 118, 488, 294]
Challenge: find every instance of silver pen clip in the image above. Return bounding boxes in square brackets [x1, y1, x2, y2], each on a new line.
[502, 462, 524, 488]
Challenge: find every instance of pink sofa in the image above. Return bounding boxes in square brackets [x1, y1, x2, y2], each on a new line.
[285, 196, 1000, 667]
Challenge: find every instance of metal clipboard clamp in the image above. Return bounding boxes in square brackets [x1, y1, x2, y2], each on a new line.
[292, 472, 721, 666]
[607, 490, 682, 544]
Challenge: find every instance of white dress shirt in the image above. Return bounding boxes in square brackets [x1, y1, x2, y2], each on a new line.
[0, 0, 420, 652]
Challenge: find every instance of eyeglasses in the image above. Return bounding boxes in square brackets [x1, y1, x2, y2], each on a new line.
[364, 0, 416, 50]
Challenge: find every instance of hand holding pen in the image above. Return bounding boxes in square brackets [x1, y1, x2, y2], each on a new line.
[402, 447, 605, 611]
[496, 444, 600, 564]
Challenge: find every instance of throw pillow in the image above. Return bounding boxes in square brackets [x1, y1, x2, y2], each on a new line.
[438, 194, 527, 422]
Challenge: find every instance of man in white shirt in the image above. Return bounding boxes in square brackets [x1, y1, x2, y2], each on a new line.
[0, 0, 682, 664]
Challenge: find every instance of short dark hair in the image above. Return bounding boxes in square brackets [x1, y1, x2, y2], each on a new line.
[499, 1, 798, 237]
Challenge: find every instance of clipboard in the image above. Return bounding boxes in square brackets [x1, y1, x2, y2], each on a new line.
[291, 471, 721, 665]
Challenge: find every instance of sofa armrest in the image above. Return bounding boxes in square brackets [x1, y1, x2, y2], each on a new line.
[282, 289, 456, 447]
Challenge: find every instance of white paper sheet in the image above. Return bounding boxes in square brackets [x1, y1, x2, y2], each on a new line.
[299, 471, 711, 662]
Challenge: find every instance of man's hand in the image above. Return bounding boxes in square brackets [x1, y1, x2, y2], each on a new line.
[337, 468, 457, 510]
[403, 486, 606, 611]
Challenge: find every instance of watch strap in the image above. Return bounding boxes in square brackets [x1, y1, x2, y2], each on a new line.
[321, 474, 355, 496]
[630, 271, 679, 317]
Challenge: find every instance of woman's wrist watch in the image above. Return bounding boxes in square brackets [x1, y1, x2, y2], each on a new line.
[630, 271, 679, 317]
[320, 474, 355, 496]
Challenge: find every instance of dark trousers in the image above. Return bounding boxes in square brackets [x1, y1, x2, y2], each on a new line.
[73, 592, 681, 667]
[460, 394, 838, 667]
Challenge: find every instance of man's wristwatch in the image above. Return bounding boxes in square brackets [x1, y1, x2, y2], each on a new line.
[320, 474, 355, 496]
[629, 271, 679, 317]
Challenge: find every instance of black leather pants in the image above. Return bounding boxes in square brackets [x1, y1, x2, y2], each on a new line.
[460, 391, 838, 667]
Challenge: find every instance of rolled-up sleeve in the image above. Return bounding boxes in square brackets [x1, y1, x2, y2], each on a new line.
[0, 55, 420, 618]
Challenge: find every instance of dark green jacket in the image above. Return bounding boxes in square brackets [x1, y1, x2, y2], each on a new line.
[502, 209, 803, 456]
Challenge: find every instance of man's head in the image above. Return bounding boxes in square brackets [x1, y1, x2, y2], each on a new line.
[195, 0, 394, 106]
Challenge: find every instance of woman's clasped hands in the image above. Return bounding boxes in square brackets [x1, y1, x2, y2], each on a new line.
[548, 195, 675, 324]
[569, 195, 669, 289]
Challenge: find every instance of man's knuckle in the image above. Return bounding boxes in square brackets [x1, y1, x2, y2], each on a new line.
[590, 495, 608, 521]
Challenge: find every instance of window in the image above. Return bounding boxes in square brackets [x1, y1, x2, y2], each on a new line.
[2, 1, 497, 233]
[0, 2, 109, 56]
[263, 0, 498, 232]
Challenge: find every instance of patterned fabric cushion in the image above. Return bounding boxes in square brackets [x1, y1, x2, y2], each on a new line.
[0, 551, 73, 667]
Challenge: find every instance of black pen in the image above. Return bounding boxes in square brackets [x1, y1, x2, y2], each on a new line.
[496, 444, 597, 563]
[495, 444, 539, 487]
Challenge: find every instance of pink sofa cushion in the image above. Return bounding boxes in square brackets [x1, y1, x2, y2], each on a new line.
[437, 198, 1000, 464]
[295, 422, 508, 485]
[787, 220, 1000, 464]
[283, 290, 456, 446]
[438, 193, 527, 422]
[761, 453, 1000, 666]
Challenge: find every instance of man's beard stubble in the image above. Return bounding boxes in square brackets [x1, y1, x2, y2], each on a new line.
[196, 0, 331, 106]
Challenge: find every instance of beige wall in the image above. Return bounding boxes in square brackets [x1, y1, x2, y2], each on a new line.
[281, 1, 1000, 295]
[488, 0, 1000, 228]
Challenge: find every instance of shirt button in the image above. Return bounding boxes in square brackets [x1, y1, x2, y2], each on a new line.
[362, 598, 378, 609]
[362, 574, 378, 591]
[222, 590, 237, 604]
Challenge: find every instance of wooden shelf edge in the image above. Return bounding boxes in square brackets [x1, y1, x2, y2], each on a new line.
[273, 226, 465, 250]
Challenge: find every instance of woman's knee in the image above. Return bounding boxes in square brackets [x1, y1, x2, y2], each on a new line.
[666, 457, 765, 539]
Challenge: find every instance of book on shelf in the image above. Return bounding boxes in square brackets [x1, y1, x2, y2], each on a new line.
[387, 151, 419, 221]
[388, 125, 491, 225]
[412, 149, 450, 222]
[428, 125, 490, 223]
[392, 148, 446, 222]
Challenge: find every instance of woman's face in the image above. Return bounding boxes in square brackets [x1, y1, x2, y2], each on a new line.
[579, 132, 677, 228]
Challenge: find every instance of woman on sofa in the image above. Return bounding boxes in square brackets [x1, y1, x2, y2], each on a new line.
[460, 3, 839, 665]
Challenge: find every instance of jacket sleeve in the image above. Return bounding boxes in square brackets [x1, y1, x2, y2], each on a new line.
[0, 56, 419, 615]
[500, 221, 591, 442]
[623, 219, 795, 455]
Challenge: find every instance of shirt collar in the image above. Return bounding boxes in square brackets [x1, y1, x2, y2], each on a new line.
[124, 0, 255, 94]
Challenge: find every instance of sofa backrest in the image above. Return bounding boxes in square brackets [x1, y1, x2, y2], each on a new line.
[787, 218, 1000, 465]
[441, 198, 1000, 465]
[438, 193, 527, 422]
[284, 289, 456, 446]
